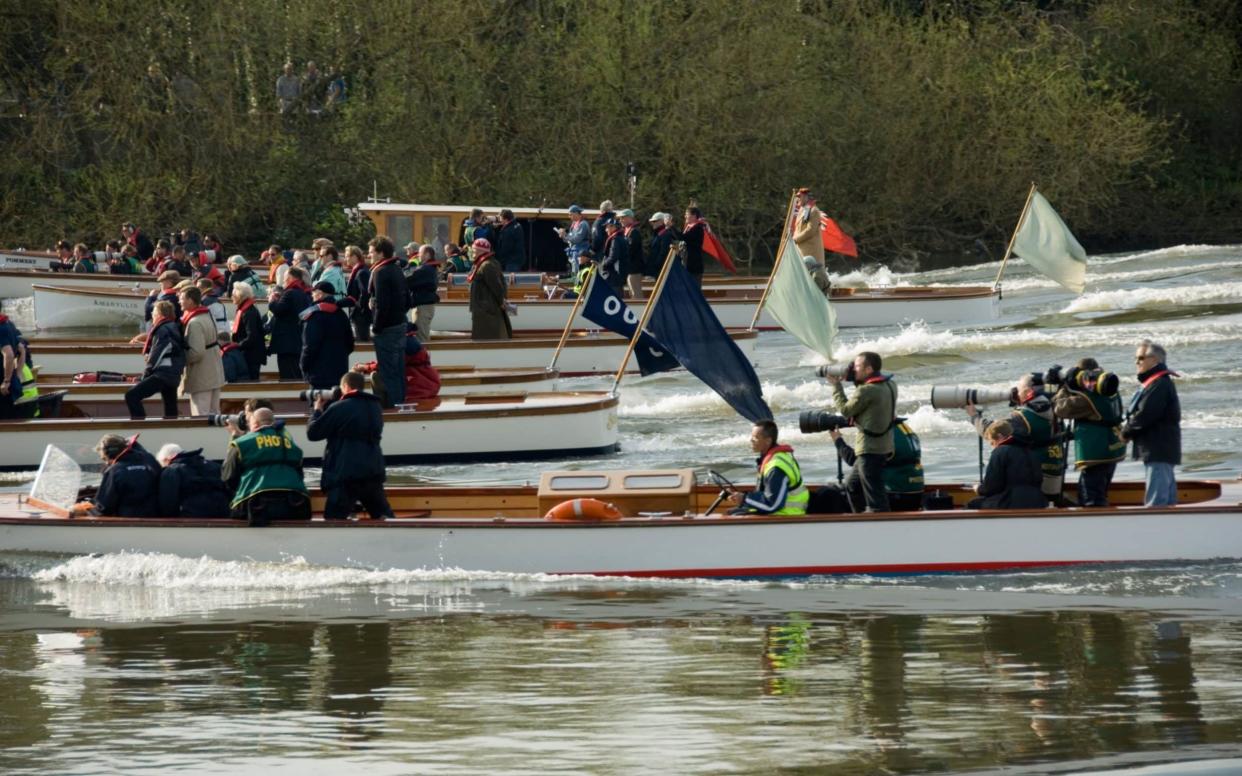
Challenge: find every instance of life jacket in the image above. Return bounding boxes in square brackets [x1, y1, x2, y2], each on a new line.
[18, 363, 38, 416]
[1010, 393, 1065, 495]
[758, 445, 809, 516]
[573, 265, 593, 294]
[228, 423, 309, 508]
[884, 421, 924, 495]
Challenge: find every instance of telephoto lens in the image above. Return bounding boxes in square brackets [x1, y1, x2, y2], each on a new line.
[798, 411, 851, 434]
[815, 362, 856, 382]
[299, 387, 343, 403]
[929, 386, 1014, 409]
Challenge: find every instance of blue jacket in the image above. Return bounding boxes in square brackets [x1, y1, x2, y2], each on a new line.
[306, 390, 386, 488]
[142, 318, 186, 386]
[1124, 363, 1181, 465]
[495, 220, 526, 271]
[267, 285, 312, 356]
[300, 300, 354, 388]
[220, 344, 249, 383]
[158, 448, 231, 517]
[96, 442, 161, 517]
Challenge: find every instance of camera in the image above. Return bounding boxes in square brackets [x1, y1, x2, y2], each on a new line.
[205, 411, 244, 428]
[815, 362, 857, 383]
[300, 387, 342, 403]
[1042, 364, 1064, 388]
[799, 411, 851, 433]
[929, 386, 1013, 410]
[1067, 367, 1120, 397]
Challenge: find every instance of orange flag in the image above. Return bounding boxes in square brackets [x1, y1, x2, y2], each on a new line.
[701, 222, 738, 274]
[820, 215, 858, 259]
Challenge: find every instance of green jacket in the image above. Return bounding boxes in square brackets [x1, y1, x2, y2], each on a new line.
[884, 421, 924, 494]
[224, 423, 309, 508]
[831, 376, 897, 455]
[1055, 386, 1126, 469]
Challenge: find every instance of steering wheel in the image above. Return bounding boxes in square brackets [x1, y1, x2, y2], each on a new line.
[704, 469, 737, 515]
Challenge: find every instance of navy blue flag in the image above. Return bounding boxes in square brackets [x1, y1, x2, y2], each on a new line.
[580, 272, 680, 376]
[645, 258, 772, 422]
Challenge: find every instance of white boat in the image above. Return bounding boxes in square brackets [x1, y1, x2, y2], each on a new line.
[426, 285, 1001, 331]
[0, 391, 619, 470]
[2, 465, 1237, 578]
[22, 329, 759, 377]
[0, 250, 63, 272]
[38, 366, 559, 401]
[32, 284, 269, 329]
[0, 268, 156, 300]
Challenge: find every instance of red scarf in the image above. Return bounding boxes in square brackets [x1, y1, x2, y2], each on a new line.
[180, 306, 210, 326]
[286, 277, 311, 293]
[231, 298, 254, 334]
[347, 261, 368, 287]
[143, 318, 173, 355]
[1141, 369, 1177, 388]
[467, 252, 493, 282]
[623, 224, 636, 238]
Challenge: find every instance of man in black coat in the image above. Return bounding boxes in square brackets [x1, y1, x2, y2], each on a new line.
[230, 283, 267, 380]
[125, 300, 185, 419]
[495, 209, 527, 272]
[681, 207, 706, 288]
[619, 209, 645, 298]
[1123, 339, 1181, 506]
[646, 212, 675, 279]
[368, 235, 410, 409]
[300, 281, 355, 390]
[93, 434, 161, 517]
[599, 220, 627, 292]
[157, 443, 230, 517]
[345, 249, 372, 342]
[306, 370, 395, 520]
[267, 266, 313, 380]
[967, 420, 1046, 510]
[405, 261, 440, 343]
[590, 200, 615, 256]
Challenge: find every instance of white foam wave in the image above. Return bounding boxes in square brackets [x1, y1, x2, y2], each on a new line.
[1062, 281, 1242, 314]
[829, 265, 911, 288]
[936, 260, 1242, 294]
[1184, 410, 1242, 430]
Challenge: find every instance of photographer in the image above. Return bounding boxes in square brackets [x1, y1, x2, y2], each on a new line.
[967, 373, 1064, 503]
[825, 351, 897, 512]
[157, 443, 230, 518]
[1052, 358, 1127, 506]
[829, 419, 924, 512]
[306, 370, 395, 521]
[221, 407, 310, 526]
[725, 420, 808, 516]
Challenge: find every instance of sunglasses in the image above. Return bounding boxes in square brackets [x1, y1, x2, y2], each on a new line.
[1135, 354, 1152, 363]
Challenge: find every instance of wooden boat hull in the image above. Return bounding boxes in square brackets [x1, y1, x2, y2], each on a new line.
[2, 479, 1238, 578]
[418, 286, 1001, 332]
[23, 330, 759, 377]
[0, 391, 620, 470]
[38, 367, 559, 401]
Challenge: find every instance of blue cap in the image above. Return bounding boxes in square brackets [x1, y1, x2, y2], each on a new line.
[568, 204, 583, 214]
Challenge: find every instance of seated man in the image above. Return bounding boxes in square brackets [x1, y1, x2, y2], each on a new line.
[726, 420, 808, 516]
[93, 434, 161, 517]
[353, 327, 440, 405]
[828, 418, 924, 511]
[221, 407, 311, 526]
[157, 443, 230, 518]
[967, 420, 1046, 510]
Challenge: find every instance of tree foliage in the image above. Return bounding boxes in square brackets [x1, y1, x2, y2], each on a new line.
[0, 0, 1238, 265]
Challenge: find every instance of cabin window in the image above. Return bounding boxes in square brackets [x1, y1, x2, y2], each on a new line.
[388, 216, 412, 248]
[547, 475, 609, 491]
[623, 474, 684, 490]
[422, 216, 451, 258]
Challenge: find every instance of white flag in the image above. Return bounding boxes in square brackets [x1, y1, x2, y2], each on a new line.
[763, 236, 837, 360]
[1012, 191, 1088, 294]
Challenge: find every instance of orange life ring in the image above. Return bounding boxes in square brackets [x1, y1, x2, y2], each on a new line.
[544, 498, 623, 522]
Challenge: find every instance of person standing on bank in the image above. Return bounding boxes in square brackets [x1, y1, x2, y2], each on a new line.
[306, 370, 396, 521]
[230, 283, 266, 380]
[792, 187, 825, 269]
[125, 300, 186, 419]
[725, 420, 809, 516]
[267, 265, 313, 380]
[468, 238, 512, 340]
[300, 281, 355, 390]
[824, 351, 897, 512]
[178, 285, 225, 416]
[619, 209, 645, 299]
[368, 235, 409, 409]
[1122, 340, 1181, 506]
[222, 407, 311, 526]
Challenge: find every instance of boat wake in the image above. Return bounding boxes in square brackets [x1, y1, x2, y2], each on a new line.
[1062, 281, 1242, 314]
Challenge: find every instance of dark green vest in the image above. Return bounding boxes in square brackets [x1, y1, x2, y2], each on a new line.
[1070, 389, 1126, 469]
[1011, 405, 1064, 478]
[229, 425, 309, 508]
[884, 422, 924, 495]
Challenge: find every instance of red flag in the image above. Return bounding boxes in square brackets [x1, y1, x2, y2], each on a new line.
[821, 215, 858, 259]
[701, 222, 738, 274]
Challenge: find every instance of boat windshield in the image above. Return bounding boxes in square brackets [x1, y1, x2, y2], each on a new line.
[29, 445, 83, 512]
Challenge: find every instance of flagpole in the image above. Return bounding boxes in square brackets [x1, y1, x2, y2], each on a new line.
[748, 188, 800, 330]
[993, 182, 1037, 289]
[547, 266, 594, 371]
[610, 246, 677, 393]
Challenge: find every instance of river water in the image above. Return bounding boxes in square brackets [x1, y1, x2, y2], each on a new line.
[2, 244, 1241, 773]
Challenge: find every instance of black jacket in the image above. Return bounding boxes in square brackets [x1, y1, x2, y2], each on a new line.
[370, 259, 409, 332]
[647, 226, 675, 278]
[144, 289, 182, 324]
[600, 232, 627, 288]
[133, 230, 155, 262]
[976, 442, 1046, 509]
[142, 318, 186, 385]
[96, 442, 161, 517]
[232, 303, 267, 369]
[300, 301, 355, 388]
[1123, 363, 1181, 464]
[590, 212, 615, 255]
[682, 222, 705, 276]
[224, 267, 261, 296]
[159, 448, 230, 517]
[346, 265, 372, 324]
[267, 285, 312, 356]
[306, 391, 386, 488]
[624, 227, 644, 277]
[495, 220, 526, 270]
[405, 263, 441, 307]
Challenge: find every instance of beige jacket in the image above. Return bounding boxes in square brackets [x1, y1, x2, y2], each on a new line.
[793, 204, 824, 264]
[180, 310, 225, 394]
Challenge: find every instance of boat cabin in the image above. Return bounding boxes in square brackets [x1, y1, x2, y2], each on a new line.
[357, 202, 601, 273]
